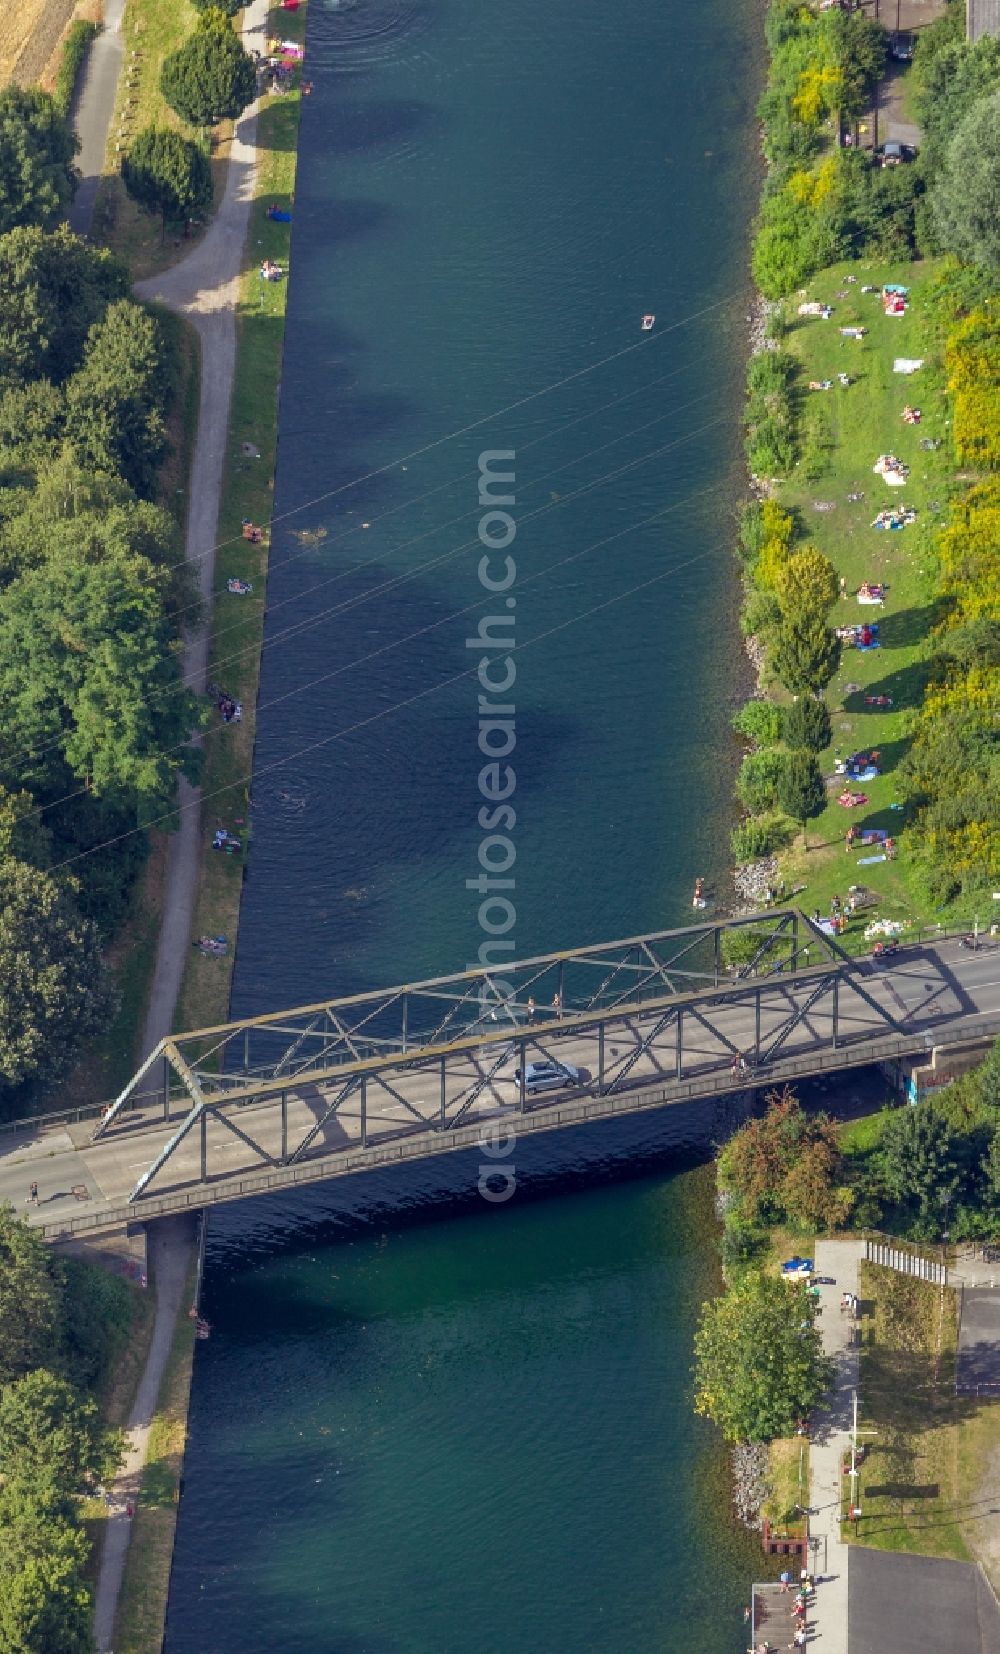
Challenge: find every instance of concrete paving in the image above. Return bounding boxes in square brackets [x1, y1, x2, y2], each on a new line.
[808, 1238, 865, 1654]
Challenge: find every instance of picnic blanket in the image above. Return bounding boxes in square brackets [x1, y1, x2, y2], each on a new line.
[857, 854, 887, 866]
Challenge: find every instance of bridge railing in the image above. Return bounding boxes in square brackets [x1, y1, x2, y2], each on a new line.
[0, 1087, 162, 1141]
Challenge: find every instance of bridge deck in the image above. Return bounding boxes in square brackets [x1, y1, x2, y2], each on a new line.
[4, 939, 999, 1240]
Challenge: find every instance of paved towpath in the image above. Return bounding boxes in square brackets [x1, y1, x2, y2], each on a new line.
[93, 2, 271, 1646]
[68, 0, 126, 236]
[808, 1237, 865, 1654]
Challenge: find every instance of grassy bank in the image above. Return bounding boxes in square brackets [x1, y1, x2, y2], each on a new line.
[111, 1257, 199, 1654]
[730, 1, 1000, 936]
[174, 1, 305, 1035]
[848, 1262, 1000, 1562]
[754, 258, 952, 938]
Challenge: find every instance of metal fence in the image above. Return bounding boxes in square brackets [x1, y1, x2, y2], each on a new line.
[865, 1237, 948, 1285]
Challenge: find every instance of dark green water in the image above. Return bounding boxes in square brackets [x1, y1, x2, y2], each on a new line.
[166, 0, 765, 1644]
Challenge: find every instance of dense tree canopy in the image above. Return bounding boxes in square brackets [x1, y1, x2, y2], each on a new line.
[0, 1370, 111, 1506]
[932, 91, 1000, 270]
[694, 1272, 830, 1442]
[718, 1088, 852, 1232]
[0, 455, 184, 604]
[0, 88, 78, 236]
[64, 301, 168, 497]
[0, 550, 199, 804]
[0, 226, 128, 387]
[160, 10, 258, 127]
[0, 862, 115, 1095]
[0, 1207, 61, 1387]
[122, 126, 213, 230]
[878, 1104, 964, 1237]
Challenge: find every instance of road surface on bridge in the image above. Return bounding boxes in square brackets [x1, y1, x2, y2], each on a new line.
[4, 940, 999, 1238]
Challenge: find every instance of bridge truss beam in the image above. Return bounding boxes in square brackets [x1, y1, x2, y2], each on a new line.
[108, 915, 903, 1205]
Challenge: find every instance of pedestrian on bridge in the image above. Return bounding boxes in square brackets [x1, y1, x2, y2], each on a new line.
[27, 1181, 38, 1206]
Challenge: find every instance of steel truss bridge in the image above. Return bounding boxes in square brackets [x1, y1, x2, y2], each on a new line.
[6, 911, 1000, 1240]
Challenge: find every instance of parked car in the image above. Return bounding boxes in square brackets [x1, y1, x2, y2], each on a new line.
[890, 29, 915, 59]
[514, 1059, 582, 1093]
[876, 140, 918, 167]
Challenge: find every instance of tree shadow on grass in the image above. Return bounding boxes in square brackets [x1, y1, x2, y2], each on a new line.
[843, 657, 934, 714]
[879, 604, 940, 650]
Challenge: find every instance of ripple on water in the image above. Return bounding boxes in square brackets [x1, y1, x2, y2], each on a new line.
[311, 0, 435, 70]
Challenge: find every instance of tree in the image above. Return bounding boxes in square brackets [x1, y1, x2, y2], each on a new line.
[65, 300, 168, 498]
[736, 748, 788, 815]
[160, 11, 258, 128]
[0, 88, 78, 235]
[0, 862, 115, 1096]
[0, 225, 129, 387]
[0, 1501, 92, 1654]
[0, 1370, 114, 1506]
[0, 552, 200, 805]
[932, 90, 1000, 270]
[771, 612, 841, 696]
[975, 1036, 1000, 1112]
[777, 750, 827, 847]
[718, 1087, 847, 1229]
[782, 696, 831, 753]
[0, 1205, 61, 1386]
[776, 545, 839, 618]
[782, 1138, 853, 1230]
[694, 1273, 830, 1442]
[879, 1102, 963, 1237]
[122, 127, 213, 233]
[733, 699, 783, 747]
[192, 0, 244, 11]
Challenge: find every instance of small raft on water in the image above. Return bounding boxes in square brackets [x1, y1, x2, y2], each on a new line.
[641, 313, 655, 331]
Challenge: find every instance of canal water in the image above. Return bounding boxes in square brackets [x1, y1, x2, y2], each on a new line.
[165, 0, 764, 1643]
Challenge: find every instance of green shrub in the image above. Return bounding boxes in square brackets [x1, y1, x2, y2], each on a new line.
[731, 815, 785, 862]
[740, 588, 782, 638]
[747, 415, 797, 478]
[737, 748, 788, 814]
[53, 20, 99, 118]
[733, 699, 783, 747]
